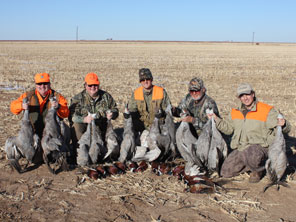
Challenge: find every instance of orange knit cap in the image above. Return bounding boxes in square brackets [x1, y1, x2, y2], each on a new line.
[34, 73, 50, 83]
[85, 72, 100, 85]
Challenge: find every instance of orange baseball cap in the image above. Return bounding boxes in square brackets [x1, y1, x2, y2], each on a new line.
[85, 72, 100, 85]
[34, 73, 50, 83]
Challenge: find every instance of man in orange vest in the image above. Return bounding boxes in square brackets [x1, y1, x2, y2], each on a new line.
[128, 68, 172, 135]
[10, 73, 69, 138]
[207, 83, 290, 183]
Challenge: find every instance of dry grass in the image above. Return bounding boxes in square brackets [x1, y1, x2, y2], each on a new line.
[1, 41, 295, 132]
[1, 41, 296, 221]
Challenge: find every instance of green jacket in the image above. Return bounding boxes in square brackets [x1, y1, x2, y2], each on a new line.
[129, 85, 171, 131]
[215, 101, 291, 151]
[69, 89, 118, 131]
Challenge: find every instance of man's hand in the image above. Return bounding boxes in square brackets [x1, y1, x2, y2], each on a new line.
[207, 112, 217, 121]
[51, 100, 59, 109]
[277, 118, 286, 127]
[83, 114, 94, 124]
[22, 103, 29, 110]
[181, 115, 194, 123]
[106, 110, 113, 120]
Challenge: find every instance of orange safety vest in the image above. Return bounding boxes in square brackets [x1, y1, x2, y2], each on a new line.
[134, 85, 164, 128]
[231, 102, 273, 122]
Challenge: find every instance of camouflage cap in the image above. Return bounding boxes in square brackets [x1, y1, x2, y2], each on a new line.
[237, 83, 254, 97]
[188, 78, 204, 91]
[139, 68, 153, 82]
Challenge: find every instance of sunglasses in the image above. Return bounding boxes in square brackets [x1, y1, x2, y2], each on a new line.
[87, 84, 99, 87]
[190, 90, 201, 93]
[140, 78, 151, 82]
[36, 82, 49, 86]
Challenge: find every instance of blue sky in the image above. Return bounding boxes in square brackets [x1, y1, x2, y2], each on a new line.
[0, 0, 295, 42]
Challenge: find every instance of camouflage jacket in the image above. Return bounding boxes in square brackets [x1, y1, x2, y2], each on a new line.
[129, 85, 171, 131]
[177, 94, 219, 135]
[69, 89, 118, 125]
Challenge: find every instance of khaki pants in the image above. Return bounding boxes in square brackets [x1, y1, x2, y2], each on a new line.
[221, 144, 268, 178]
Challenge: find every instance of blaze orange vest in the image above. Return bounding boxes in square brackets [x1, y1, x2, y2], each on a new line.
[231, 102, 273, 122]
[134, 85, 164, 128]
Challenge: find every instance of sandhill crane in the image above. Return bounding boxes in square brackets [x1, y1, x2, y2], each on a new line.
[119, 104, 136, 163]
[176, 110, 198, 166]
[104, 114, 120, 161]
[41, 96, 68, 174]
[4, 97, 40, 173]
[264, 114, 289, 192]
[77, 112, 106, 166]
[132, 109, 162, 162]
[77, 118, 91, 166]
[207, 111, 228, 174]
[157, 105, 177, 160]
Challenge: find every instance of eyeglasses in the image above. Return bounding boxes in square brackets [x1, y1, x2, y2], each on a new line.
[87, 84, 99, 87]
[190, 90, 201, 93]
[36, 82, 49, 86]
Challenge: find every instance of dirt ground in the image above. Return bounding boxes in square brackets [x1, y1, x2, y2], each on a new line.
[1, 41, 296, 222]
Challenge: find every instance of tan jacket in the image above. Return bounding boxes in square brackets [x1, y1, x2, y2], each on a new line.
[215, 101, 291, 151]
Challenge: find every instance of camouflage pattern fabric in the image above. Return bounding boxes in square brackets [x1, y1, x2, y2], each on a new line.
[220, 144, 268, 178]
[69, 89, 118, 141]
[177, 94, 219, 135]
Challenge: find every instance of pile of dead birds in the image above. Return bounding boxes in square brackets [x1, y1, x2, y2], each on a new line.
[83, 161, 221, 194]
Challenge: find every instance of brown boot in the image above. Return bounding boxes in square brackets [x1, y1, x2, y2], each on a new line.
[249, 171, 262, 183]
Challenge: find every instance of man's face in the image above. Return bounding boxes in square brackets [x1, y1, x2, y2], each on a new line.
[239, 92, 255, 107]
[85, 83, 99, 98]
[140, 79, 153, 90]
[190, 88, 205, 100]
[36, 82, 51, 97]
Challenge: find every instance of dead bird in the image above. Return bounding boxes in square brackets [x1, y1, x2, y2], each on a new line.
[5, 97, 40, 173]
[114, 161, 126, 172]
[157, 105, 177, 160]
[128, 162, 138, 172]
[176, 110, 198, 166]
[132, 110, 162, 162]
[89, 117, 106, 164]
[77, 117, 92, 167]
[207, 113, 228, 175]
[77, 113, 106, 167]
[264, 115, 289, 192]
[151, 161, 160, 173]
[135, 161, 148, 172]
[41, 96, 68, 174]
[87, 169, 100, 180]
[172, 165, 185, 177]
[104, 110, 120, 161]
[157, 162, 172, 175]
[96, 165, 107, 178]
[192, 118, 212, 168]
[119, 104, 136, 163]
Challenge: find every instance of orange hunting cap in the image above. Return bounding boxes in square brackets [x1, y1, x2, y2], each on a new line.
[85, 72, 100, 85]
[34, 73, 50, 83]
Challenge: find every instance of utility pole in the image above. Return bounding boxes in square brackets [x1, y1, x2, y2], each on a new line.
[252, 32, 255, 45]
[76, 26, 79, 42]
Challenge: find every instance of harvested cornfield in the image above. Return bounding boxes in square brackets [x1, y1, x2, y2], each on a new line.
[0, 41, 296, 221]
